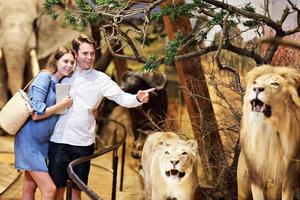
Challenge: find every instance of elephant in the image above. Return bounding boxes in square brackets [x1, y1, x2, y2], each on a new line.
[0, 0, 88, 108]
[0, 0, 42, 107]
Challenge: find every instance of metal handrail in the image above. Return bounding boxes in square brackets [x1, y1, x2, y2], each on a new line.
[66, 117, 127, 200]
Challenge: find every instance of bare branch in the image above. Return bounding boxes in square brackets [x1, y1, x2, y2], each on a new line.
[202, 0, 284, 34]
[260, 37, 300, 50]
[100, 27, 146, 62]
[214, 13, 244, 95]
[278, 6, 290, 26]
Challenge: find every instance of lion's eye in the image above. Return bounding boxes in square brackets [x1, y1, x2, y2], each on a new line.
[165, 151, 170, 155]
[253, 81, 256, 84]
[182, 152, 187, 155]
[271, 82, 279, 87]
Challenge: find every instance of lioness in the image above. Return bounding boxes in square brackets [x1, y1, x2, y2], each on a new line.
[141, 131, 198, 200]
[237, 65, 300, 200]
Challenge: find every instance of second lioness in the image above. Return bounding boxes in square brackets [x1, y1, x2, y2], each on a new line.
[141, 131, 199, 200]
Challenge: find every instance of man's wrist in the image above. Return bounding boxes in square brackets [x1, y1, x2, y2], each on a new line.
[136, 95, 142, 103]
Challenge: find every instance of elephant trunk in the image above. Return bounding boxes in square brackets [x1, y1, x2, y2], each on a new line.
[0, 49, 8, 108]
[3, 49, 26, 94]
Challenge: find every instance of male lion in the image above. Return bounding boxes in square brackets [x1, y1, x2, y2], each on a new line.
[237, 65, 300, 200]
[141, 132, 199, 200]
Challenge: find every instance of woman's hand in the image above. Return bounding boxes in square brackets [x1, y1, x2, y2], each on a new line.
[89, 108, 98, 119]
[59, 96, 73, 109]
[31, 112, 40, 121]
[30, 96, 73, 121]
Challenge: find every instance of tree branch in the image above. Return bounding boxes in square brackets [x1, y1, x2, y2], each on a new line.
[260, 37, 300, 50]
[214, 13, 244, 95]
[100, 27, 146, 62]
[202, 0, 284, 34]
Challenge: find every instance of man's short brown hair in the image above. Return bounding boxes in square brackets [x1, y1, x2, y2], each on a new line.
[72, 34, 97, 53]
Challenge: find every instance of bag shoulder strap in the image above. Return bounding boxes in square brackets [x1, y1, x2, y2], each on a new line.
[44, 76, 52, 101]
[23, 78, 35, 91]
[23, 71, 51, 91]
[22, 73, 40, 91]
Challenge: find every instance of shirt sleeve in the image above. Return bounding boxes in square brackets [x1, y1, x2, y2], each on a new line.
[100, 75, 143, 108]
[29, 72, 52, 115]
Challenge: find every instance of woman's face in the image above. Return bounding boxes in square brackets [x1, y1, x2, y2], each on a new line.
[56, 53, 75, 77]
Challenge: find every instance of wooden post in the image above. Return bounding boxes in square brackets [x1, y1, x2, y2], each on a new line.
[160, 0, 226, 181]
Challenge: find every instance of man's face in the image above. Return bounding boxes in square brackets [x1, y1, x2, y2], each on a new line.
[75, 42, 95, 71]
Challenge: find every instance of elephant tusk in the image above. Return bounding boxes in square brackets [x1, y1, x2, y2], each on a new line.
[0, 49, 2, 60]
[30, 49, 40, 76]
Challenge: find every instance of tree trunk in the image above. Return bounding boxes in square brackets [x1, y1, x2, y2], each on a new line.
[160, 0, 226, 183]
[112, 48, 128, 83]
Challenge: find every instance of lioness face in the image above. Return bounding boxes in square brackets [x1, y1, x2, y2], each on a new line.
[245, 73, 291, 118]
[158, 140, 197, 182]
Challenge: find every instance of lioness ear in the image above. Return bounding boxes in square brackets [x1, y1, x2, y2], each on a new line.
[154, 138, 167, 150]
[186, 140, 198, 156]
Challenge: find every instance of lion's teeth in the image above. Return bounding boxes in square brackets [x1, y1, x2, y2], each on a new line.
[255, 105, 261, 112]
[261, 104, 266, 112]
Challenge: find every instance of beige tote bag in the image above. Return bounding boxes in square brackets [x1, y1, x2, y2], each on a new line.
[0, 77, 37, 135]
[0, 89, 33, 135]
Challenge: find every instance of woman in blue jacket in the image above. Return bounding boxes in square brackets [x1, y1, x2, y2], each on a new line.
[14, 46, 74, 200]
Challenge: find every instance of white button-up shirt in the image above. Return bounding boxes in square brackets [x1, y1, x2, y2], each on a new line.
[50, 68, 142, 146]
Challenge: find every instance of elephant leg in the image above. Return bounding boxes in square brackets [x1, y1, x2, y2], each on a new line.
[251, 184, 265, 200]
[0, 49, 8, 108]
[237, 152, 251, 200]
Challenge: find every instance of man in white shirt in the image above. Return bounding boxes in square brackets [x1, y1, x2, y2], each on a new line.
[48, 34, 150, 200]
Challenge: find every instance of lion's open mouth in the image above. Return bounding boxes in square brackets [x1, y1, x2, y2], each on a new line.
[165, 169, 185, 178]
[250, 99, 272, 117]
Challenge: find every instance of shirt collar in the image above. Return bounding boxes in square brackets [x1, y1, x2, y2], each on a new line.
[74, 66, 93, 75]
[51, 75, 59, 83]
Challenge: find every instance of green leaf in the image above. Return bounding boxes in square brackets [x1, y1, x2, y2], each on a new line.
[165, 32, 187, 65]
[150, 3, 196, 21]
[143, 54, 160, 71]
[44, 0, 62, 20]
